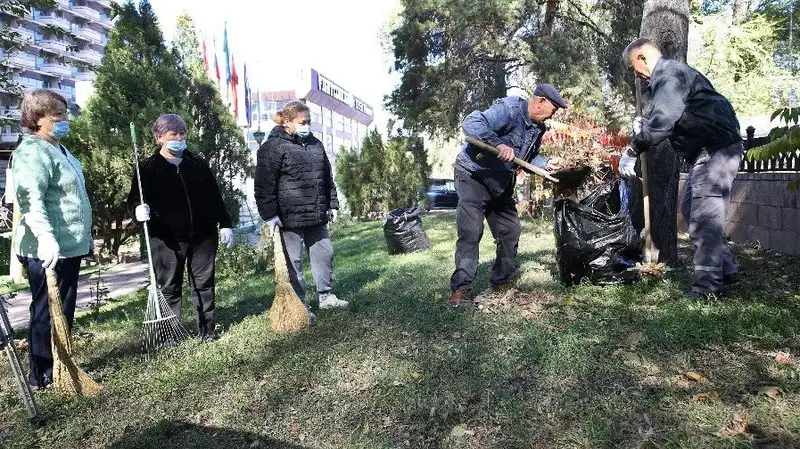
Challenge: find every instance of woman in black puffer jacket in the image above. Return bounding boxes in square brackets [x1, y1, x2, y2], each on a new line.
[254, 100, 348, 315]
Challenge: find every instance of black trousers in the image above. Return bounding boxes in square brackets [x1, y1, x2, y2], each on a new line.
[20, 255, 82, 387]
[450, 169, 521, 292]
[150, 234, 218, 336]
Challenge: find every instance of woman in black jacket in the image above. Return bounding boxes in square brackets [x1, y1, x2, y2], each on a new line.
[254, 100, 348, 315]
[127, 114, 234, 341]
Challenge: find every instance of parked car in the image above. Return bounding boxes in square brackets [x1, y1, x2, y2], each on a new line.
[425, 178, 458, 210]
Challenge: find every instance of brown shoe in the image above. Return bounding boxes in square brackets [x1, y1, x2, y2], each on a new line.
[449, 289, 468, 307]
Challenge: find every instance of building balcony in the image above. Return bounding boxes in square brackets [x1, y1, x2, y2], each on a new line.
[48, 87, 75, 102]
[73, 69, 96, 82]
[70, 5, 102, 21]
[0, 109, 22, 121]
[36, 15, 71, 31]
[96, 16, 113, 29]
[77, 49, 103, 65]
[39, 62, 73, 78]
[55, 0, 70, 7]
[0, 132, 21, 144]
[4, 52, 37, 70]
[72, 27, 104, 45]
[91, 0, 113, 7]
[10, 26, 35, 45]
[36, 40, 68, 54]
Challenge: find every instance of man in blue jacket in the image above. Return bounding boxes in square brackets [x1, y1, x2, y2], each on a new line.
[450, 85, 567, 307]
[618, 38, 743, 297]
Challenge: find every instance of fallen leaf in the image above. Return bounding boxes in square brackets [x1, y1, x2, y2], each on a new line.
[464, 429, 476, 436]
[289, 423, 300, 437]
[250, 440, 261, 448]
[617, 350, 641, 363]
[691, 390, 719, 402]
[392, 380, 403, 386]
[563, 306, 577, 321]
[562, 297, 577, 306]
[410, 371, 422, 380]
[684, 371, 706, 382]
[716, 413, 748, 437]
[450, 425, 466, 437]
[624, 332, 644, 349]
[298, 434, 306, 443]
[758, 386, 781, 400]
[382, 416, 392, 428]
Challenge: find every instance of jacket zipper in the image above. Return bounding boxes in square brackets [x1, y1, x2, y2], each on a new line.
[176, 165, 194, 237]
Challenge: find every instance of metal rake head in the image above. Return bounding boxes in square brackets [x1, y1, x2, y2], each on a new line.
[142, 285, 190, 357]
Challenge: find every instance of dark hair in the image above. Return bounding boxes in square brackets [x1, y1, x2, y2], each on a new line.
[622, 37, 659, 67]
[151, 113, 187, 141]
[273, 100, 310, 125]
[20, 89, 68, 132]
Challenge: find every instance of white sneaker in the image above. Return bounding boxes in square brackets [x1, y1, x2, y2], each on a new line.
[319, 293, 349, 310]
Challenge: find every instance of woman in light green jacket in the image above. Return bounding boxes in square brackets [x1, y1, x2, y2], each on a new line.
[12, 89, 92, 392]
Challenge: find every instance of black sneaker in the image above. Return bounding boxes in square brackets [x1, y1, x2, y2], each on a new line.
[723, 273, 740, 285]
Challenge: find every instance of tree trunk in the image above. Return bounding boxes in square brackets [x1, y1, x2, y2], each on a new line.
[543, 0, 558, 37]
[732, 0, 750, 25]
[632, 0, 690, 266]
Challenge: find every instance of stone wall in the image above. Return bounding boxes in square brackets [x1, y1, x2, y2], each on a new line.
[678, 173, 800, 255]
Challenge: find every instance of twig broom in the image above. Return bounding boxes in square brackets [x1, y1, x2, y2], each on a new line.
[269, 231, 310, 333]
[45, 268, 100, 397]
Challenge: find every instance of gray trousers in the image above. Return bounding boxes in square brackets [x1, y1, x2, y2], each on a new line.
[680, 141, 743, 293]
[281, 224, 334, 301]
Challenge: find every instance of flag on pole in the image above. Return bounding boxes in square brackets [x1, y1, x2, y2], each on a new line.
[213, 39, 220, 89]
[244, 62, 251, 128]
[201, 37, 208, 71]
[223, 22, 231, 87]
[231, 54, 239, 120]
[256, 88, 262, 125]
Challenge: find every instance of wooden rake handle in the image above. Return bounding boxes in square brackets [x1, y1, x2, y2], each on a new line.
[465, 137, 559, 183]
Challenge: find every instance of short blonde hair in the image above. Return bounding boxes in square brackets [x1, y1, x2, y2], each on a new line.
[20, 89, 68, 132]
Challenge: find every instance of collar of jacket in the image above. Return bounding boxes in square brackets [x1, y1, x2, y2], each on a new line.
[150, 149, 197, 172]
[520, 98, 534, 128]
[647, 57, 667, 92]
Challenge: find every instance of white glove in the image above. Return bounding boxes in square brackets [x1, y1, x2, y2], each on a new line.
[632, 116, 643, 135]
[266, 216, 282, 232]
[618, 147, 638, 179]
[37, 234, 60, 269]
[135, 204, 150, 222]
[220, 228, 234, 249]
[327, 209, 338, 222]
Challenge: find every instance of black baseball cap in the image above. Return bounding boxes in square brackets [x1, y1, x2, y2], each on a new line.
[534, 84, 568, 109]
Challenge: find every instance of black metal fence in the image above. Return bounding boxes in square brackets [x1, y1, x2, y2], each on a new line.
[679, 126, 799, 173]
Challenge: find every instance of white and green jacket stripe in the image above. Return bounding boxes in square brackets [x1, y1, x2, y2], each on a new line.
[12, 134, 93, 259]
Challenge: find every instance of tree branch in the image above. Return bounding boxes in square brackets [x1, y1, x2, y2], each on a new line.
[561, 0, 611, 41]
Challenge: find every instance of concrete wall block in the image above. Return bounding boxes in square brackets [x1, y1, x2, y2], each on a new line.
[770, 230, 796, 253]
[734, 203, 758, 226]
[784, 188, 798, 209]
[783, 208, 797, 232]
[770, 182, 785, 207]
[747, 225, 771, 246]
[758, 205, 782, 230]
[731, 181, 749, 203]
[727, 221, 748, 242]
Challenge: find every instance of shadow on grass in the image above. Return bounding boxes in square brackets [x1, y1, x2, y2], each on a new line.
[107, 420, 311, 449]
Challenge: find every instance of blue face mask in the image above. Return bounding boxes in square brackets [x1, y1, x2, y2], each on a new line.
[51, 120, 70, 140]
[166, 140, 186, 154]
[295, 125, 311, 139]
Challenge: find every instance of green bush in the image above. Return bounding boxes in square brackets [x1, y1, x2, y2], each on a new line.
[215, 225, 274, 280]
[0, 236, 10, 276]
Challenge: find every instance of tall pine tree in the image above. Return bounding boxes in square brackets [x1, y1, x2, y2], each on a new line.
[67, 0, 189, 257]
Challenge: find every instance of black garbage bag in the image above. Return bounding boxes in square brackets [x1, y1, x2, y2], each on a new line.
[383, 208, 431, 255]
[554, 179, 642, 286]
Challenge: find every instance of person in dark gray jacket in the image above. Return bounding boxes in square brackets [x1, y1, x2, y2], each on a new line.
[619, 38, 743, 297]
[254, 100, 348, 313]
[449, 85, 568, 307]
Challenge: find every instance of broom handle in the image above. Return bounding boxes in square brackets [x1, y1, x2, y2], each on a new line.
[635, 78, 655, 264]
[129, 122, 158, 285]
[464, 137, 559, 183]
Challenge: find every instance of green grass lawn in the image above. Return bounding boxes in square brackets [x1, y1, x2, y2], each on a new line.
[1, 212, 799, 448]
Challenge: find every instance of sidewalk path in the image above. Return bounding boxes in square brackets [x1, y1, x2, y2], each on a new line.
[4, 261, 149, 330]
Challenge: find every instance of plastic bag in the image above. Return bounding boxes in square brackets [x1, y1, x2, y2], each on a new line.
[383, 208, 431, 255]
[554, 179, 641, 285]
